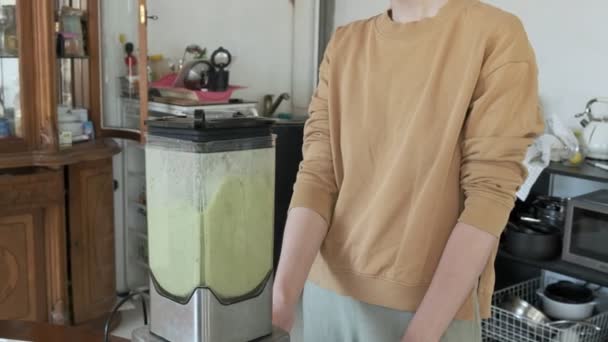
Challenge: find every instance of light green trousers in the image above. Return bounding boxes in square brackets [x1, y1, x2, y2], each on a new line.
[291, 282, 482, 342]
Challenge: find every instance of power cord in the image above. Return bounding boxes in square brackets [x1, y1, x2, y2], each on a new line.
[103, 289, 150, 342]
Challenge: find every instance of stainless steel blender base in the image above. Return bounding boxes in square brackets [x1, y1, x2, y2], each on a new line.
[132, 326, 290, 342]
[150, 278, 275, 342]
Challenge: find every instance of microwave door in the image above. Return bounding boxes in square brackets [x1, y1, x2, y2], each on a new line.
[565, 206, 608, 272]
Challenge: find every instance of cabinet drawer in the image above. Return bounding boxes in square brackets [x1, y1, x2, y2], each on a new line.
[0, 168, 64, 208]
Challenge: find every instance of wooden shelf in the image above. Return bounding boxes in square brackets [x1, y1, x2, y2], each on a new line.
[0, 138, 121, 169]
[498, 250, 608, 287]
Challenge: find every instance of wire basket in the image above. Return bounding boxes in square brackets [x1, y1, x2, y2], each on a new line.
[482, 278, 608, 342]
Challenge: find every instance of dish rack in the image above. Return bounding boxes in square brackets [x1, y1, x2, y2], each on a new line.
[482, 278, 608, 342]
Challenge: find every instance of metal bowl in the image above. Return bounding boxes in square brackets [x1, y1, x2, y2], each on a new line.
[499, 296, 552, 328]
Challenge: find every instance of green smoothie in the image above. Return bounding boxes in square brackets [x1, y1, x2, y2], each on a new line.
[146, 145, 274, 301]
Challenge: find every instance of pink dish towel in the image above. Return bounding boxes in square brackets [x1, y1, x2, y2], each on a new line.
[151, 73, 245, 103]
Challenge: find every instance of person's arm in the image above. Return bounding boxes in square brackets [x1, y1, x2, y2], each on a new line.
[403, 21, 545, 342]
[273, 208, 329, 331]
[402, 223, 496, 341]
[273, 28, 343, 332]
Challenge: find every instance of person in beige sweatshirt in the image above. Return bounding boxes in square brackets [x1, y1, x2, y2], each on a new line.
[273, 0, 544, 341]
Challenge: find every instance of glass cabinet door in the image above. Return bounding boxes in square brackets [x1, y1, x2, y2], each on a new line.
[0, 0, 30, 151]
[53, 0, 148, 145]
[97, 0, 148, 141]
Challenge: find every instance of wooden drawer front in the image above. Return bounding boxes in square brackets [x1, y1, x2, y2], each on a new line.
[0, 169, 64, 208]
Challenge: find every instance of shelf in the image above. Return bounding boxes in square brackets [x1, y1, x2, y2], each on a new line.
[128, 226, 147, 237]
[544, 162, 608, 183]
[498, 249, 608, 287]
[127, 170, 145, 178]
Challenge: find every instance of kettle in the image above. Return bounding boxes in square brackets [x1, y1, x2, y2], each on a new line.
[575, 98, 608, 160]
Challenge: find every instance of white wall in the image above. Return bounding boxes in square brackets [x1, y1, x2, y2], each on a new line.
[333, 0, 608, 127]
[484, 0, 608, 127]
[146, 0, 296, 113]
[334, 1, 386, 27]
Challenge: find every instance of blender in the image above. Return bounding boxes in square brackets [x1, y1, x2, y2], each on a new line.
[133, 111, 288, 341]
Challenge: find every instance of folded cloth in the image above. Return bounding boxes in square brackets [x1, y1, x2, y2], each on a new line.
[517, 134, 561, 201]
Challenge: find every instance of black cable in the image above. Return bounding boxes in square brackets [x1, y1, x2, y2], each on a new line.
[103, 290, 150, 342]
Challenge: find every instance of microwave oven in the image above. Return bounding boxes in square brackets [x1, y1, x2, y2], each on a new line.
[563, 190, 608, 273]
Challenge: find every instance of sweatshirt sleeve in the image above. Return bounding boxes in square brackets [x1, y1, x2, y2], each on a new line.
[289, 29, 341, 224]
[458, 25, 544, 237]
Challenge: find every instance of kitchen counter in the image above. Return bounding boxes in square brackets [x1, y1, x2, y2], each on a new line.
[131, 326, 289, 341]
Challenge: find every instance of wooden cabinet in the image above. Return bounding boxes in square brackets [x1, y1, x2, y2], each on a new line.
[0, 211, 46, 322]
[68, 160, 116, 324]
[0, 169, 67, 323]
[0, 0, 139, 326]
[0, 162, 118, 325]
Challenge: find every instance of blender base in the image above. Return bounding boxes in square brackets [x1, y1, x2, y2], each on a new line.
[150, 276, 274, 342]
[132, 326, 289, 342]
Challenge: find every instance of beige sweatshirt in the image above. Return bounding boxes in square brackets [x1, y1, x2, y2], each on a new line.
[290, 0, 544, 320]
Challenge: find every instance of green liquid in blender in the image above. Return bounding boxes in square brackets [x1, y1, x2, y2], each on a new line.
[146, 146, 274, 301]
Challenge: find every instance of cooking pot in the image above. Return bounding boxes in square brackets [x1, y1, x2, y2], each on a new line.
[575, 98, 608, 160]
[532, 196, 569, 229]
[537, 281, 597, 321]
[503, 222, 562, 260]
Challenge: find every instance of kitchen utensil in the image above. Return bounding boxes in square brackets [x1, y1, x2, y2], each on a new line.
[587, 160, 608, 171]
[503, 222, 561, 260]
[537, 281, 598, 321]
[499, 296, 601, 335]
[546, 281, 595, 304]
[173, 59, 213, 90]
[144, 113, 276, 342]
[551, 321, 602, 342]
[533, 196, 569, 229]
[498, 296, 551, 328]
[538, 288, 596, 321]
[575, 98, 608, 160]
[208, 47, 232, 92]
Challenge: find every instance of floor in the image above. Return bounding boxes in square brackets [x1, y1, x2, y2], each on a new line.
[112, 297, 148, 340]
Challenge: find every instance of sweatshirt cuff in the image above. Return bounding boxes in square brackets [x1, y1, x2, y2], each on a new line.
[458, 196, 513, 238]
[289, 182, 336, 225]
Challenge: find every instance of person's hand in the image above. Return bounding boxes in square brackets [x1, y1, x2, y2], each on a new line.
[272, 290, 297, 332]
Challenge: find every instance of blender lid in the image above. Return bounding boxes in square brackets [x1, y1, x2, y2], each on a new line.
[147, 110, 274, 142]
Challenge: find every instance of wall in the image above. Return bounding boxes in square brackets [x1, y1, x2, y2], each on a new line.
[146, 0, 297, 114]
[333, 0, 608, 126]
[484, 0, 608, 127]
